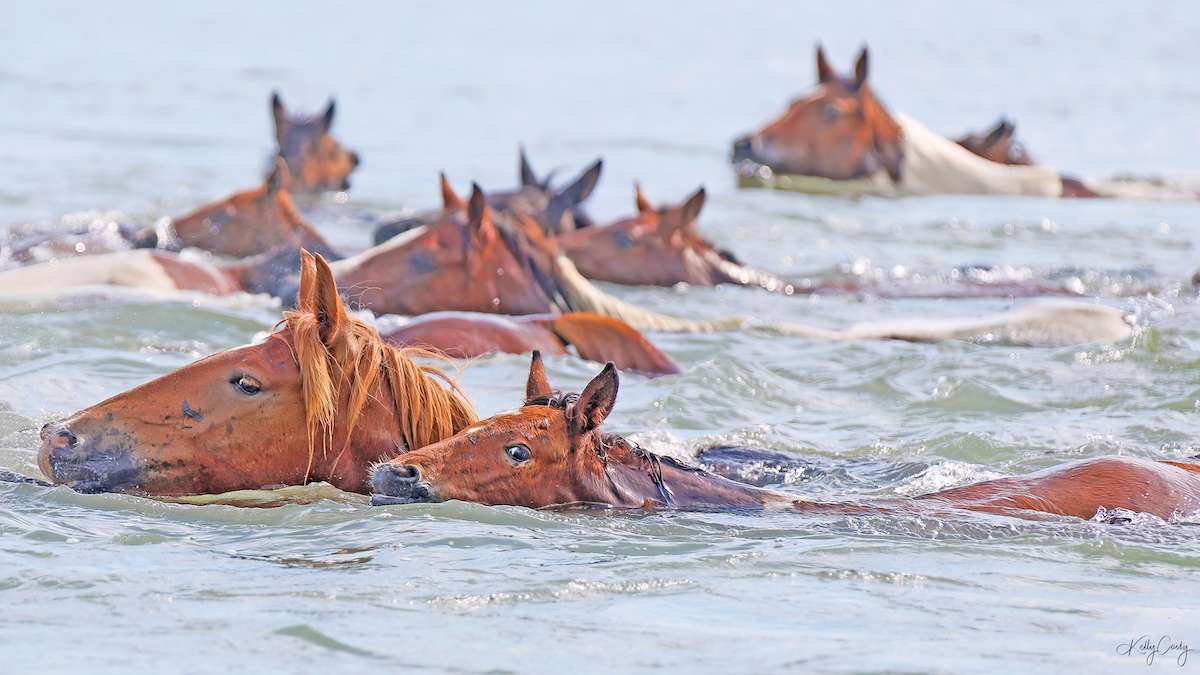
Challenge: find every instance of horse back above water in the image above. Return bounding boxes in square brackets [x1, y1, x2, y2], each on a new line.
[37, 250, 476, 496]
[373, 352, 1200, 521]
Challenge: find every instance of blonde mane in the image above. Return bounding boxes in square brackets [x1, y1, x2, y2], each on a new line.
[283, 299, 478, 481]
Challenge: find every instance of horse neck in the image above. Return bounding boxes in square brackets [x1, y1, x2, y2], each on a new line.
[858, 85, 904, 181]
[288, 321, 477, 492]
[593, 435, 770, 510]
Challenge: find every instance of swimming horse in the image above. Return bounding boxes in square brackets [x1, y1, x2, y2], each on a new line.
[954, 117, 1033, 166]
[731, 46, 1093, 198]
[332, 183, 1134, 345]
[36, 251, 477, 495]
[0, 176, 1133, 346]
[271, 92, 360, 193]
[168, 158, 335, 258]
[373, 150, 601, 245]
[558, 184, 788, 290]
[372, 352, 1200, 522]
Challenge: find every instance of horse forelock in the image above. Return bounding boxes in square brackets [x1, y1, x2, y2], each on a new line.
[282, 307, 478, 481]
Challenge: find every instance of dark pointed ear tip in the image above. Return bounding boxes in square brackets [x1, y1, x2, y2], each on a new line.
[470, 182, 484, 196]
[272, 91, 282, 104]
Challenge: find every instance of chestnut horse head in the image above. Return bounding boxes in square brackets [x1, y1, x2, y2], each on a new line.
[37, 251, 477, 496]
[955, 117, 1035, 166]
[272, 92, 360, 193]
[732, 46, 903, 181]
[371, 352, 765, 509]
[335, 184, 570, 316]
[170, 158, 333, 258]
[558, 184, 791, 291]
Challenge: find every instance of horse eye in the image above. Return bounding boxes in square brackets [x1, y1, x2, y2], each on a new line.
[232, 376, 261, 395]
[824, 104, 842, 120]
[504, 443, 532, 464]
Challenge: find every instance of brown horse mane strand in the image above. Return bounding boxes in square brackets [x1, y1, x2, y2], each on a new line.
[283, 307, 478, 478]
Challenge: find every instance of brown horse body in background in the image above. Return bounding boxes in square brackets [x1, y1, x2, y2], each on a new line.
[383, 311, 681, 376]
[372, 353, 1200, 521]
[37, 252, 476, 495]
[271, 92, 360, 193]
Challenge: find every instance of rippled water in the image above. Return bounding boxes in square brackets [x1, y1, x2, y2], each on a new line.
[3, 2, 1200, 673]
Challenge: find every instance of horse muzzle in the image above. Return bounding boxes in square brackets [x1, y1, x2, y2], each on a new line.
[369, 462, 434, 506]
[37, 421, 142, 493]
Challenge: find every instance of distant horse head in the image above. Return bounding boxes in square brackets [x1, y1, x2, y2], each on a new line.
[495, 149, 602, 233]
[37, 251, 476, 495]
[559, 184, 719, 286]
[732, 46, 904, 181]
[371, 352, 765, 508]
[337, 184, 569, 316]
[955, 117, 1035, 166]
[171, 158, 333, 258]
[272, 92, 360, 193]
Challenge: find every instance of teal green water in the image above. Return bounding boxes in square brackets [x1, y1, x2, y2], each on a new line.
[3, 2, 1200, 673]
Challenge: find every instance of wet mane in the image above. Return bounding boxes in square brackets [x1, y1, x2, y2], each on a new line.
[491, 210, 571, 312]
[283, 305, 478, 479]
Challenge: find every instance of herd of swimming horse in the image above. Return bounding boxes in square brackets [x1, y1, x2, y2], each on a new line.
[8, 47, 1200, 522]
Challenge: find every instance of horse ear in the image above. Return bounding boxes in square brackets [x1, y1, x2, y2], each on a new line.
[634, 182, 653, 214]
[271, 92, 287, 144]
[310, 252, 345, 342]
[816, 44, 836, 84]
[557, 159, 602, 207]
[854, 47, 869, 89]
[320, 99, 336, 134]
[520, 147, 539, 187]
[297, 248, 317, 312]
[984, 118, 1013, 147]
[440, 172, 466, 210]
[571, 363, 618, 434]
[677, 187, 706, 227]
[524, 351, 553, 404]
[468, 183, 487, 230]
[266, 157, 289, 195]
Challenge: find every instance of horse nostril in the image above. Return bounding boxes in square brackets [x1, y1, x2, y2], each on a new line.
[393, 464, 420, 481]
[51, 430, 77, 449]
[350, 152, 360, 168]
[40, 423, 53, 442]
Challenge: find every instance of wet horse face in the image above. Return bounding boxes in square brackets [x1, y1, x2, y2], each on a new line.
[272, 93, 360, 193]
[38, 251, 476, 496]
[171, 158, 332, 258]
[372, 353, 762, 509]
[372, 354, 623, 508]
[732, 47, 903, 182]
[559, 185, 730, 287]
[333, 185, 566, 316]
[39, 333, 309, 495]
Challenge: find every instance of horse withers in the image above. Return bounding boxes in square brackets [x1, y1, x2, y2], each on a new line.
[37, 251, 476, 496]
[372, 353, 1200, 521]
